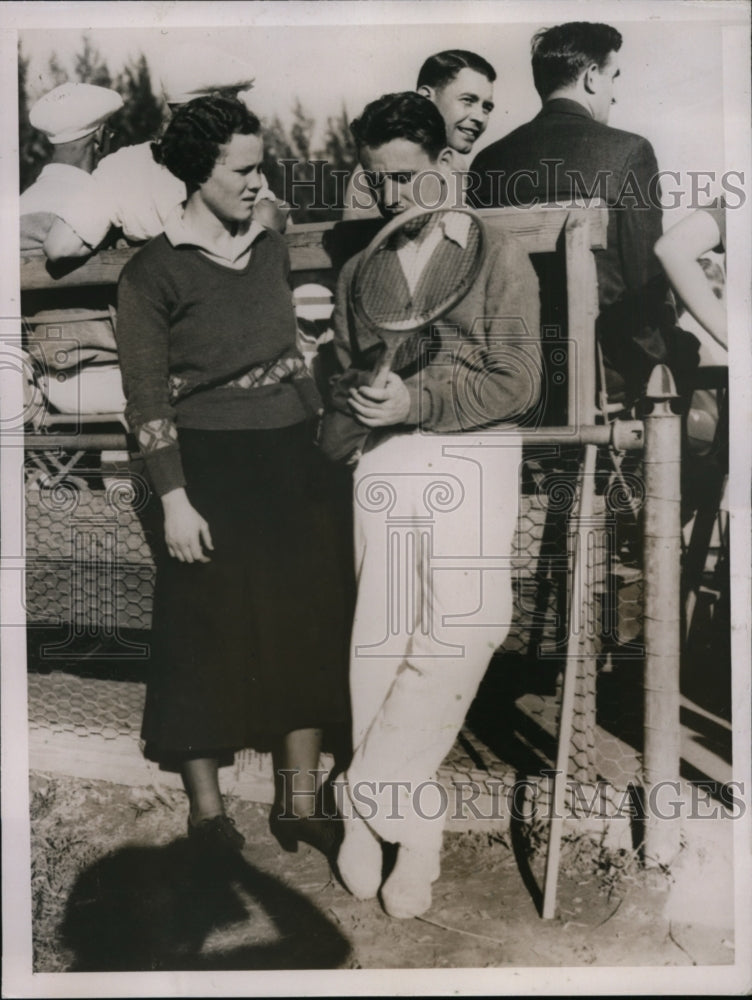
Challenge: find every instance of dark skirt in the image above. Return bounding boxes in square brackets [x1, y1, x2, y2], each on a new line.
[141, 423, 353, 759]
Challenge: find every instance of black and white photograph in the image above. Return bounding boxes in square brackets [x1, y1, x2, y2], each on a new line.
[2, 1, 751, 995]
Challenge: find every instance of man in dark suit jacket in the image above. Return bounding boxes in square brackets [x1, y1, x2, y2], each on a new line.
[470, 21, 695, 410]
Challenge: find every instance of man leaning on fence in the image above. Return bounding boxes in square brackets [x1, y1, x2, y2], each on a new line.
[321, 92, 541, 920]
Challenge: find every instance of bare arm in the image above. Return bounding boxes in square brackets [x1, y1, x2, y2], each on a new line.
[654, 210, 726, 347]
[43, 217, 93, 260]
[42, 168, 115, 261]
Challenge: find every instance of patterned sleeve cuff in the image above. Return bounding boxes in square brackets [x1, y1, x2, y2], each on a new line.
[135, 418, 186, 496]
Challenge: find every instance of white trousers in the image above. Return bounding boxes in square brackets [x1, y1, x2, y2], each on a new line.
[345, 430, 521, 849]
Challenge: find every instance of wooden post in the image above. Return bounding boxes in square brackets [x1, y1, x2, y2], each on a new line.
[542, 441, 597, 919]
[564, 215, 598, 428]
[642, 364, 682, 866]
[542, 212, 604, 918]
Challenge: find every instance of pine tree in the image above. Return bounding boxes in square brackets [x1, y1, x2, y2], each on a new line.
[320, 104, 357, 214]
[47, 52, 68, 88]
[262, 114, 296, 203]
[322, 104, 356, 172]
[110, 54, 164, 149]
[290, 99, 314, 160]
[19, 43, 51, 191]
[74, 35, 111, 87]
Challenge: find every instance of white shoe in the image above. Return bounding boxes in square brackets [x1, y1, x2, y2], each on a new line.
[380, 844, 440, 919]
[336, 810, 383, 900]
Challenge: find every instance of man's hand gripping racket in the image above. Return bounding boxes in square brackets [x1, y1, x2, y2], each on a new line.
[319, 206, 486, 463]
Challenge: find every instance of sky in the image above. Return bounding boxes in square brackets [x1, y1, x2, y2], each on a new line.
[15, 5, 740, 223]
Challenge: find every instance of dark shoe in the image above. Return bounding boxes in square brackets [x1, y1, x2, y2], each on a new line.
[269, 809, 343, 859]
[188, 814, 245, 853]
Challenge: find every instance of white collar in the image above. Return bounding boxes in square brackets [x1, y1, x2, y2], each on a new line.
[39, 162, 91, 177]
[440, 210, 471, 249]
[164, 204, 265, 264]
[393, 209, 471, 251]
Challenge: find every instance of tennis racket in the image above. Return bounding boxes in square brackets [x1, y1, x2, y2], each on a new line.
[349, 206, 486, 388]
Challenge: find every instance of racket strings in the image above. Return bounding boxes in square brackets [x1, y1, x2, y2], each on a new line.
[355, 211, 483, 330]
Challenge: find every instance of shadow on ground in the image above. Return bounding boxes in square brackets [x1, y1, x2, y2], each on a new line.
[60, 837, 351, 971]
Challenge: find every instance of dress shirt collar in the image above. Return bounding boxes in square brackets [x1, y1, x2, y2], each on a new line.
[440, 209, 472, 249]
[392, 210, 472, 294]
[391, 208, 471, 252]
[37, 162, 91, 180]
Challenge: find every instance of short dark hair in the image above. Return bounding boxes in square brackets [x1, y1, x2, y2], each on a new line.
[350, 92, 447, 159]
[531, 22, 622, 100]
[153, 95, 261, 190]
[416, 49, 496, 90]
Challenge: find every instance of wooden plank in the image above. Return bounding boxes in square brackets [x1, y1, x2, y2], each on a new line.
[20, 205, 608, 292]
[479, 204, 608, 254]
[29, 726, 282, 804]
[564, 214, 599, 426]
[21, 248, 138, 291]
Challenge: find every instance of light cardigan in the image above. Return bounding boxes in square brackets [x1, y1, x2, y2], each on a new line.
[320, 223, 541, 463]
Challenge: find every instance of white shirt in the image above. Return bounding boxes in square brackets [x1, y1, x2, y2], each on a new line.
[20, 163, 99, 249]
[37, 142, 185, 248]
[76, 141, 278, 245]
[394, 210, 471, 293]
[91, 142, 187, 243]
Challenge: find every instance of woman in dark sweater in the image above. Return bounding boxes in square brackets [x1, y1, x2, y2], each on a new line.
[116, 96, 349, 856]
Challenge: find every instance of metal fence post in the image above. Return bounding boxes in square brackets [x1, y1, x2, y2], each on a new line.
[642, 364, 682, 866]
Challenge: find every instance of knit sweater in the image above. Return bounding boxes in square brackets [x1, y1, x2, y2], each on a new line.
[320, 224, 541, 462]
[116, 228, 320, 495]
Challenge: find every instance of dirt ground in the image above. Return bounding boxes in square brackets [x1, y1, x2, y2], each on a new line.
[28, 770, 736, 976]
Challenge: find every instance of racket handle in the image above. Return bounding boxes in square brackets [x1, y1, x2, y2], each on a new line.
[370, 361, 391, 390]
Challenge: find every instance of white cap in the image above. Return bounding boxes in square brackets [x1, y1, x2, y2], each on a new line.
[159, 44, 255, 105]
[29, 83, 123, 145]
[294, 283, 334, 321]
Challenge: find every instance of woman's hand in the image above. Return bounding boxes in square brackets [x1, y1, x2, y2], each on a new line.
[348, 372, 411, 427]
[161, 488, 214, 563]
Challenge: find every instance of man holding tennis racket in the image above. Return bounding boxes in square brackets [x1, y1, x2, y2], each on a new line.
[324, 92, 541, 919]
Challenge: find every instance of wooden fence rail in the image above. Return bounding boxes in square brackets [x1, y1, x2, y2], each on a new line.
[21, 205, 608, 288]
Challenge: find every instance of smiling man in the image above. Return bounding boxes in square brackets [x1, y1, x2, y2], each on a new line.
[415, 49, 496, 155]
[343, 49, 496, 218]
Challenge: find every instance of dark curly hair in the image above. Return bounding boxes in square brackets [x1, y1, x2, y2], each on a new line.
[350, 92, 447, 159]
[152, 95, 261, 190]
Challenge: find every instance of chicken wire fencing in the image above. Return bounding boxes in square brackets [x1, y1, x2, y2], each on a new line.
[24, 439, 650, 794]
